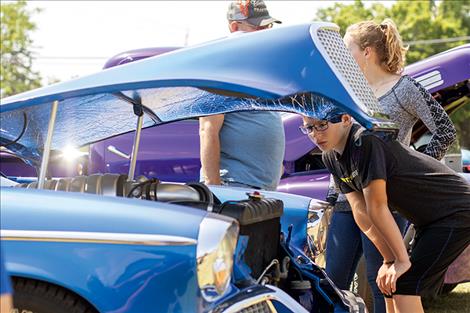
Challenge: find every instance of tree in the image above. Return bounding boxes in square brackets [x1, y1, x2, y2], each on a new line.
[314, 1, 386, 37]
[314, 0, 469, 64]
[389, 0, 469, 64]
[1, 0, 41, 98]
[451, 103, 470, 150]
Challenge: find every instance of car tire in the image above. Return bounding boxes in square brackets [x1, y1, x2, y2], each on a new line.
[12, 277, 97, 313]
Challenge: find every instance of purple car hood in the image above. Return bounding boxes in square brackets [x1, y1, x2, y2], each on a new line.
[404, 44, 469, 93]
[0, 23, 395, 163]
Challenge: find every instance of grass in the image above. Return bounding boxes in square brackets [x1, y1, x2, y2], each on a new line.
[424, 282, 470, 313]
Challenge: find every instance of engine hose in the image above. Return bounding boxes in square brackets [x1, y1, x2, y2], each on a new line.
[256, 259, 279, 284]
[152, 179, 160, 201]
[126, 179, 154, 198]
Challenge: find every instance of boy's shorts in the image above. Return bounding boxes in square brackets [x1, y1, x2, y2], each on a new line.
[393, 226, 470, 297]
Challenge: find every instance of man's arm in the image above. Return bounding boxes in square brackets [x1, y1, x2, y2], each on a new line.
[199, 114, 224, 185]
[345, 191, 395, 262]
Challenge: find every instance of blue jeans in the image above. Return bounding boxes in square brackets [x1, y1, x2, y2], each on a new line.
[325, 210, 407, 313]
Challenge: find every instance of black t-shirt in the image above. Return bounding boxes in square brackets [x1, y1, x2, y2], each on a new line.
[323, 124, 470, 228]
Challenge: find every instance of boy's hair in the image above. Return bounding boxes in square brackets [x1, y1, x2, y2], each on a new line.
[308, 102, 347, 121]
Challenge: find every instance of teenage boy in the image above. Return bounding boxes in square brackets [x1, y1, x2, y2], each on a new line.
[300, 110, 470, 313]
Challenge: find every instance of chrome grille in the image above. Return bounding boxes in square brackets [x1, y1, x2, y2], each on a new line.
[238, 300, 272, 313]
[316, 28, 382, 116]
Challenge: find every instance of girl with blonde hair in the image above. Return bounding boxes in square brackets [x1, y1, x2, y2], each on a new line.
[325, 18, 456, 313]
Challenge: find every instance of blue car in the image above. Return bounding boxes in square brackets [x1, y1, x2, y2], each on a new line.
[0, 23, 392, 312]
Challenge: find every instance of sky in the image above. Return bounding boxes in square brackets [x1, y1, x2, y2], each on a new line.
[24, 1, 348, 83]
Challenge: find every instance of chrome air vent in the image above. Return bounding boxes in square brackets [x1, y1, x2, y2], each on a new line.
[315, 27, 383, 118]
[415, 70, 444, 90]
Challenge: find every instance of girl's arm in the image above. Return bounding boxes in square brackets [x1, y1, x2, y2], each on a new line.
[405, 78, 456, 160]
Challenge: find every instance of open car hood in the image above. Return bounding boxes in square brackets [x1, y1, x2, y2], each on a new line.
[0, 23, 395, 163]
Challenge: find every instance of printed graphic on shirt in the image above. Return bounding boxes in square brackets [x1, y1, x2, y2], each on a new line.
[340, 170, 358, 183]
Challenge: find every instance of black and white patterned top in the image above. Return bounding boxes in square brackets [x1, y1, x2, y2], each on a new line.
[328, 75, 457, 211]
[378, 75, 456, 160]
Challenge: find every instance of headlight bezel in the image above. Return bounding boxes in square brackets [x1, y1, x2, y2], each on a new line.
[197, 213, 239, 302]
[306, 199, 331, 263]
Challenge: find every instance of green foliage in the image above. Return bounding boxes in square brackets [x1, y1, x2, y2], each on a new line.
[1, 0, 42, 98]
[450, 103, 470, 149]
[314, 0, 388, 37]
[390, 0, 469, 64]
[314, 0, 470, 64]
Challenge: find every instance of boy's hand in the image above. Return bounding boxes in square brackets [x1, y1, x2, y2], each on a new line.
[377, 259, 411, 295]
[376, 263, 393, 296]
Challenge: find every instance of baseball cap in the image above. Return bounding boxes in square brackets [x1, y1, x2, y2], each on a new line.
[227, 0, 281, 27]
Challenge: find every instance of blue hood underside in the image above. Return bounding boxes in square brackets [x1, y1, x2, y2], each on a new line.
[0, 23, 395, 163]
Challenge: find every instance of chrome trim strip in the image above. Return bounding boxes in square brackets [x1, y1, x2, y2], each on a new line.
[419, 74, 441, 86]
[107, 145, 130, 159]
[415, 70, 440, 82]
[415, 70, 444, 90]
[0, 230, 197, 246]
[424, 80, 444, 90]
[222, 285, 308, 313]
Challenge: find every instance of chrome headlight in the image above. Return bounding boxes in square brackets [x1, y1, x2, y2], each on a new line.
[197, 214, 239, 302]
[307, 199, 329, 226]
[306, 199, 331, 265]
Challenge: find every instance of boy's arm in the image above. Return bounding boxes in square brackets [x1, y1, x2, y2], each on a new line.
[363, 179, 411, 294]
[345, 191, 395, 262]
[362, 179, 408, 262]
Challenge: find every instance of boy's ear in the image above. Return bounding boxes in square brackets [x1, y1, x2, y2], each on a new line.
[341, 114, 352, 125]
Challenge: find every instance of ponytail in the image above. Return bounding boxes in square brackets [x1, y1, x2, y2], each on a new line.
[380, 18, 408, 74]
[346, 18, 408, 74]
